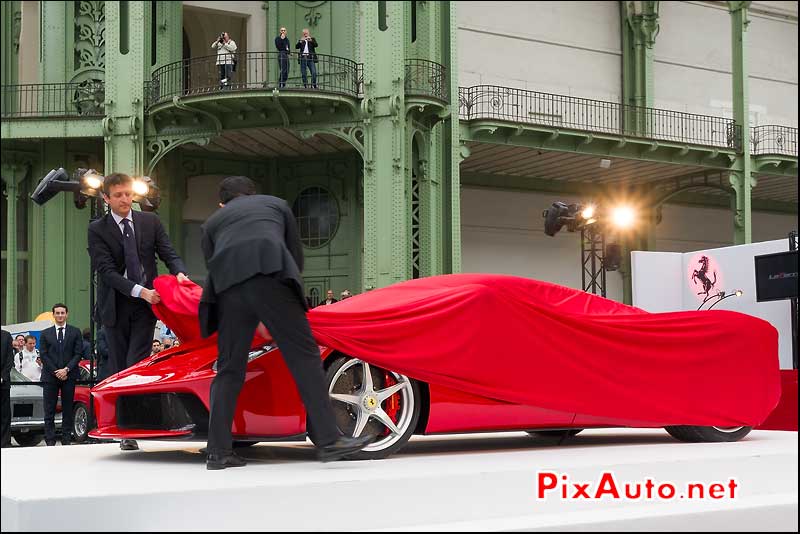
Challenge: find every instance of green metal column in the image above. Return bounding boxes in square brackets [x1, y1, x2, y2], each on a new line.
[1, 1, 21, 114]
[39, 1, 67, 83]
[444, 0, 461, 273]
[104, 1, 149, 177]
[1, 161, 29, 323]
[153, 1, 182, 73]
[621, 1, 659, 133]
[729, 1, 753, 245]
[361, 1, 409, 290]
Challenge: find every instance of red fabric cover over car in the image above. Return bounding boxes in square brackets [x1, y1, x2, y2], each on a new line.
[152, 273, 781, 428]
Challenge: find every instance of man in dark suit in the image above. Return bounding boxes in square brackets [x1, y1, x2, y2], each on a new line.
[39, 303, 83, 446]
[87, 172, 188, 450]
[1, 329, 13, 448]
[199, 176, 372, 469]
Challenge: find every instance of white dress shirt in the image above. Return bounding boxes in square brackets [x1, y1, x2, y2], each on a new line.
[16, 348, 41, 381]
[111, 211, 145, 298]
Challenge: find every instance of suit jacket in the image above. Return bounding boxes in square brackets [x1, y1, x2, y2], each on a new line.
[199, 194, 306, 337]
[88, 210, 186, 327]
[295, 37, 319, 62]
[39, 324, 83, 383]
[1, 329, 12, 388]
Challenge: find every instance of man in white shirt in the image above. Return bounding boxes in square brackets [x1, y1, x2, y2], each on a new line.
[211, 31, 238, 88]
[16, 335, 42, 381]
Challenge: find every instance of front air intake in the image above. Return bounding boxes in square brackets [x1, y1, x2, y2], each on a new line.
[116, 393, 209, 434]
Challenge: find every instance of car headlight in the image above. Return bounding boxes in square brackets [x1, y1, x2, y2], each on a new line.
[212, 343, 277, 372]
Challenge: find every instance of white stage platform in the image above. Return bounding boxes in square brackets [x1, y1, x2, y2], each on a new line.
[2, 429, 797, 531]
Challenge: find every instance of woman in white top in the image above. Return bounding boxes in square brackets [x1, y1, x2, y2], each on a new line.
[16, 335, 42, 382]
[211, 32, 238, 88]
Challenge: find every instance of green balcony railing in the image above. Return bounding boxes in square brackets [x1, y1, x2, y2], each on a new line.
[751, 125, 798, 157]
[459, 85, 742, 151]
[1, 82, 105, 118]
[145, 51, 360, 108]
[404, 59, 448, 103]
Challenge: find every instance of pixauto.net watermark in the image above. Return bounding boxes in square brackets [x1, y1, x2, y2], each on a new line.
[535, 472, 739, 501]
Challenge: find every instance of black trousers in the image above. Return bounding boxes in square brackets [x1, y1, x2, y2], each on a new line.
[278, 53, 289, 87]
[207, 274, 341, 454]
[105, 295, 157, 376]
[1, 386, 10, 447]
[44, 379, 75, 444]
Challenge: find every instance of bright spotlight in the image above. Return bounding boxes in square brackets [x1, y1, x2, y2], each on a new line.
[581, 205, 595, 220]
[611, 205, 636, 229]
[735, 289, 743, 297]
[132, 179, 149, 196]
[83, 174, 103, 191]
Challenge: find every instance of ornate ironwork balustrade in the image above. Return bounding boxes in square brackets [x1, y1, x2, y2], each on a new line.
[404, 59, 448, 103]
[751, 125, 798, 157]
[1, 82, 105, 118]
[459, 85, 742, 151]
[146, 51, 360, 108]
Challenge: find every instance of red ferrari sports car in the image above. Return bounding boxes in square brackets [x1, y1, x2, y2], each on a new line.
[89, 274, 781, 459]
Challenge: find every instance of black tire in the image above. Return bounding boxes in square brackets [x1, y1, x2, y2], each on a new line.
[665, 425, 752, 443]
[324, 356, 422, 460]
[526, 429, 583, 439]
[13, 432, 44, 447]
[73, 403, 93, 443]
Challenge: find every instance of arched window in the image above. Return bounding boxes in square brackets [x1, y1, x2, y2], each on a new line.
[292, 186, 340, 248]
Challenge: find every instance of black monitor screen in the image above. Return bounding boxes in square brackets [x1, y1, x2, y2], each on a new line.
[754, 251, 799, 302]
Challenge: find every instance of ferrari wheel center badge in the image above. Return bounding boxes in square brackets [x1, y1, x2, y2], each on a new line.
[363, 396, 378, 410]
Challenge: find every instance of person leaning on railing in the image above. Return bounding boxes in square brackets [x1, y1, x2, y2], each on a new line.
[275, 27, 291, 88]
[211, 32, 238, 89]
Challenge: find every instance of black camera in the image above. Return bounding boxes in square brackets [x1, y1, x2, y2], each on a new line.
[218, 32, 225, 43]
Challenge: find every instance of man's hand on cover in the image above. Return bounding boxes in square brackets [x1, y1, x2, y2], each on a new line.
[141, 288, 161, 305]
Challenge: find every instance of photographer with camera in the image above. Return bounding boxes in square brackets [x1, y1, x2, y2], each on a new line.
[295, 28, 319, 89]
[211, 31, 238, 89]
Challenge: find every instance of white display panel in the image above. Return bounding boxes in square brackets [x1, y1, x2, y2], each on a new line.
[632, 240, 794, 369]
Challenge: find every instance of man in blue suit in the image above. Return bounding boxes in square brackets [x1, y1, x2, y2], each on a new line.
[39, 303, 83, 446]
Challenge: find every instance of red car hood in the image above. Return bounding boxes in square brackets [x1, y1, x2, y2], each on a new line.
[151, 274, 781, 428]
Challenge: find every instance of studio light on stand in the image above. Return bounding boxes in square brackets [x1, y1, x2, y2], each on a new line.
[543, 200, 637, 297]
[132, 176, 161, 212]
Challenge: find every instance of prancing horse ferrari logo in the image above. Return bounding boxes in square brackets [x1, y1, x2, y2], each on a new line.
[364, 396, 378, 410]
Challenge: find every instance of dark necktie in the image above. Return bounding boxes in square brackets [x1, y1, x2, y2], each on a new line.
[121, 218, 143, 285]
[57, 327, 64, 344]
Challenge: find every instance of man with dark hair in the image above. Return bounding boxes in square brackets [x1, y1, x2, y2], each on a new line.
[198, 175, 372, 469]
[81, 328, 93, 361]
[88, 172, 188, 450]
[12, 334, 24, 360]
[275, 26, 291, 88]
[39, 303, 82, 446]
[1, 329, 13, 448]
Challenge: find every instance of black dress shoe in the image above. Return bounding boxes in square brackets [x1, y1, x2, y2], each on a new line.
[317, 435, 374, 463]
[120, 439, 139, 451]
[46, 441, 56, 447]
[206, 451, 247, 470]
